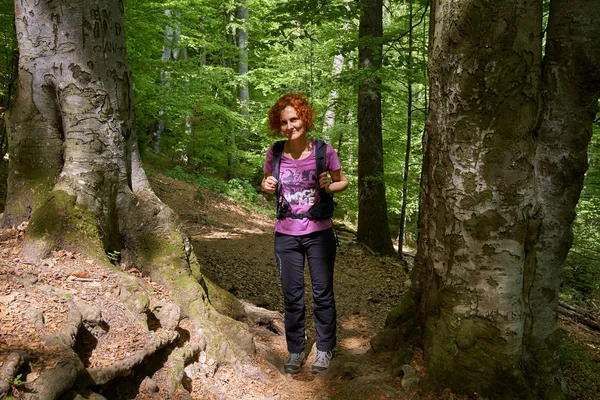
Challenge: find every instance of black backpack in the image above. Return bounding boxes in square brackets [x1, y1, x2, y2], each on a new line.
[271, 139, 335, 220]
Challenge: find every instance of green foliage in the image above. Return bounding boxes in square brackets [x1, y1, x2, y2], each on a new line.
[7, 373, 25, 389]
[0, 1, 16, 108]
[166, 165, 265, 208]
[107, 250, 121, 265]
[562, 122, 600, 303]
[122, 0, 429, 233]
[0, 2, 16, 213]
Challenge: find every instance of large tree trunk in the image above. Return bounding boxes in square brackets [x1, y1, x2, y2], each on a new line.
[357, 0, 395, 255]
[524, 0, 600, 394]
[2, 0, 254, 389]
[375, 0, 600, 398]
[415, 1, 542, 395]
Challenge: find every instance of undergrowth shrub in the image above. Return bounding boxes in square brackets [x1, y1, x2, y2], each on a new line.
[166, 166, 266, 209]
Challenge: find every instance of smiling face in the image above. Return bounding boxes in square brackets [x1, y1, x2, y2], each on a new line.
[280, 106, 307, 142]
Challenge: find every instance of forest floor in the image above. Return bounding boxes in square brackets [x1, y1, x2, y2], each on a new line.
[0, 170, 598, 399]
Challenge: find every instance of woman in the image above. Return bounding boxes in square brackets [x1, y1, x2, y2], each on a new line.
[261, 93, 348, 374]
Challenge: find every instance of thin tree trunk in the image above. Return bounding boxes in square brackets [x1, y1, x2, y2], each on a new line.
[357, 0, 395, 255]
[236, 2, 249, 136]
[154, 9, 186, 155]
[397, 0, 414, 257]
[323, 53, 345, 136]
[199, 16, 207, 67]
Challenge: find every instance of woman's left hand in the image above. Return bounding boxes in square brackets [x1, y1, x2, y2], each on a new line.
[318, 172, 331, 193]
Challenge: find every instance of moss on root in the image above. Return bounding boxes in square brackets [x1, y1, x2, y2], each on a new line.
[22, 190, 105, 261]
[371, 290, 421, 352]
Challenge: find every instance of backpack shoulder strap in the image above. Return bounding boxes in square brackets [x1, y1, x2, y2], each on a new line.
[314, 139, 327, 177]
[314, 140, 330, 198]
[271, 140, 286, 197]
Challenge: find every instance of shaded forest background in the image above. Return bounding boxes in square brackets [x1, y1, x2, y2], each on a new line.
[0, 0, 597, 305]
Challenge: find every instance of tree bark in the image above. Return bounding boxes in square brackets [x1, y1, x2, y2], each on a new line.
[524, 0, 600, 394]
[357, 0, 395, 255]
[397, 0, 414, 257]
[376, 0, 600, 398]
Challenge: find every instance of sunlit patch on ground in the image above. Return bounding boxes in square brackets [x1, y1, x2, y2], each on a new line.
[339, 313, 372, 354]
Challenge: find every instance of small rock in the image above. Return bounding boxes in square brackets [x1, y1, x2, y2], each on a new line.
[118, 282, 150, 315]
[18, 273, 38, 286]
[401, 364, 419, 389]
[155, 302, 181, 330]
[140, 377, 159, 393]
[73, 297, 102, 325]
[25, 308, 44, 327]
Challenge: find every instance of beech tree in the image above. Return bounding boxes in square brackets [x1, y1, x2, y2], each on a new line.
[357, 0, 395, 255]
[2, 0, 254, 394]
[375, 0, 600, 398]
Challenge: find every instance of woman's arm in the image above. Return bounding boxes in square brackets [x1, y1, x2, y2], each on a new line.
[319, 169, 348, 194]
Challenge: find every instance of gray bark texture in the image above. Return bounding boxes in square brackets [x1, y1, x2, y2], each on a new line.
[375, 0, 600, 399]
[357, 0, 395, 255]
[4, 0, 133, 255]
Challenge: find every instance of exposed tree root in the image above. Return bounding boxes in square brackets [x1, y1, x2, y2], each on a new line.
[162, 343, 203, 395]
[43, 304, 82, 348]
[240, 300, 285, 335]
[82, 331, 179, 386]
[0, 350, 32, 397]
[26, 305, 85, 400]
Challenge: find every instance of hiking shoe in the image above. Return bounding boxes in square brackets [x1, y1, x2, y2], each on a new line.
[284, 352, 305, 374]
[312, 350, 332, 374]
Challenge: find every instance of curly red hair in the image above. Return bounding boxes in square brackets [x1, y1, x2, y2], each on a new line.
[268, 93, 314, 135]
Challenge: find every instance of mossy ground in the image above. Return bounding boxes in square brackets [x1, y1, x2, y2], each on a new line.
[559, 328, 600, 400]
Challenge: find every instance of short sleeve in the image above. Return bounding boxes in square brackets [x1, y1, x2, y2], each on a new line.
[325, 144, 341, 171]
[263, 145, 274, 174]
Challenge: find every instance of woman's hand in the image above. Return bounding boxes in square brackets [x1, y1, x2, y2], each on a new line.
[262, 174, 278, 194]
[318, 172, 332, 194]
[319, 169, 349, 194]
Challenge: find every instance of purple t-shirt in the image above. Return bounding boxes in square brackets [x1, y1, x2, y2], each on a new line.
[264, 140, 341, 235]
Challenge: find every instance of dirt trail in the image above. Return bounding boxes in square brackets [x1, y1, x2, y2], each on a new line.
[150, 172, 420, 399]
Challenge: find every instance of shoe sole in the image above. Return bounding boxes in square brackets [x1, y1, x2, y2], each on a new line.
[312, 366, 328, 374]
[284, 366, 302, 374]
[284, 360, 305, 374]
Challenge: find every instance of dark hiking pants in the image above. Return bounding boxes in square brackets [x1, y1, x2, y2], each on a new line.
[274, 228, 337, 354]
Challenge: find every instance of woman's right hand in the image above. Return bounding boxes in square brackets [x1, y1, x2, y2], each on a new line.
[262, 174, 278, 194]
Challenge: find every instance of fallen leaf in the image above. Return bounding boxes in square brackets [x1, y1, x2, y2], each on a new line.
[0, 294, 15, 304]
[73, 270, 91, 278]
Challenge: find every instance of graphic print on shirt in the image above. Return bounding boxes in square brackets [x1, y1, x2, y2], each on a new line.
[280, 166, 318, 207]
